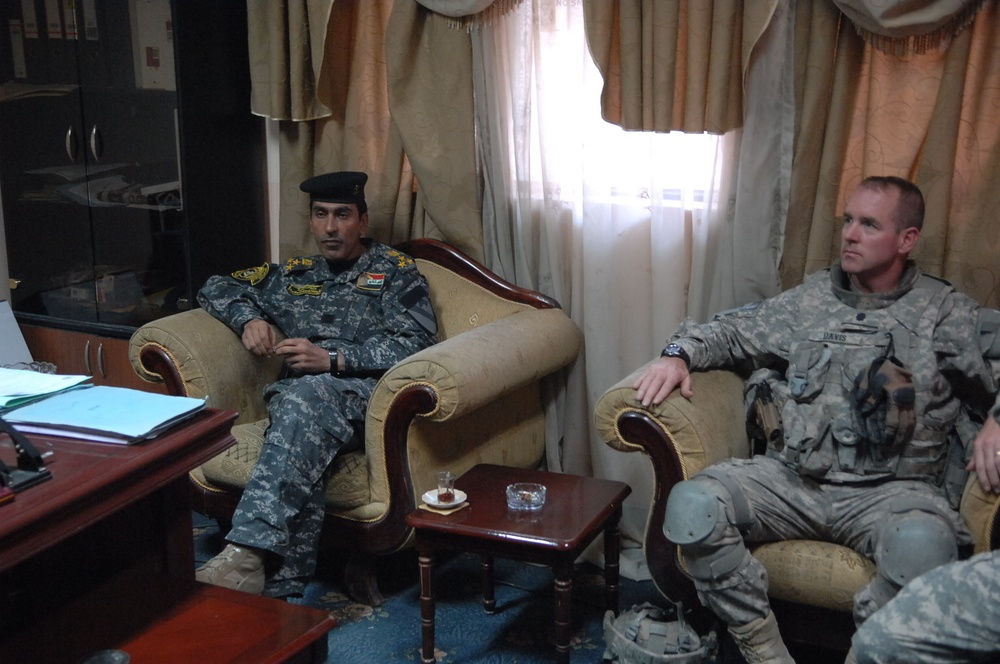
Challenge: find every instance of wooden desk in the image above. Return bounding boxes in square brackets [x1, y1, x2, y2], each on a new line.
[0, 409, 336, 663]
[405, 464, 632, 664]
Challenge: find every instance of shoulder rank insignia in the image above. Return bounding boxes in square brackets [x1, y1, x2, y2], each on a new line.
[287, 283, 323, 296]
[283, 257, 315, 274]
[386, 249, 414, 269]
[232, 263, 269, 286]
[357, 272, 386, 291]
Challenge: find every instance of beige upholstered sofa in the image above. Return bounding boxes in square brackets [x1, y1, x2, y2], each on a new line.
[130, 239, 581, 605]
[595, 367, 1000, 651]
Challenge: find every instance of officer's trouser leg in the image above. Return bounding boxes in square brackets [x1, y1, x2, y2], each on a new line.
[228, 375, 366, 598]
[666, 477, 794, 664]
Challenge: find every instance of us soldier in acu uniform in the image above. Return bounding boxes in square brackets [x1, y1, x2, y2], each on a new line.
[195, 171, 438, 599]
[632, 176, 1000, 664]
[851, 548, 1000, 663]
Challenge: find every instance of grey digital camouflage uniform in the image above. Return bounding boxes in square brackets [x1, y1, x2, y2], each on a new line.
[851, 549, 1000, 663]
[197, 239, 437, 597]
[664, 261, 1000, 627]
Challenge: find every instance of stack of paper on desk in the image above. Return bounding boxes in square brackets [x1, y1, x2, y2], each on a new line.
[0, 367, 91, 410]
[3, 385, 206, 444]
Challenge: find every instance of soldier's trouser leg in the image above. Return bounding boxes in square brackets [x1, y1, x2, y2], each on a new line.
[227, 375, 366, 598]
[665, 475, 771, 625]
[665, 473, 793, 663]
[852, 550, 1000, 664]
[851, 495, 960, 625]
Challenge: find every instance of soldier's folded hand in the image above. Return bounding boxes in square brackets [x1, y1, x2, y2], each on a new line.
[242, 318, 277, 356]
[274, 338, 329, 373]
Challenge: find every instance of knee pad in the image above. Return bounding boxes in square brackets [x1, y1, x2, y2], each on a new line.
[876, 508, 957, 587]
[664, 477, 748, 581]
[664, 479, 722, 545]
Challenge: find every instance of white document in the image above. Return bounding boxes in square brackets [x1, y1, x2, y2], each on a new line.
[0, 366, 91, 409]
[5, 385, 206, 443]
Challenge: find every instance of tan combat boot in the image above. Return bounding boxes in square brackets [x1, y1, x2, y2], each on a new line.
[195, 544, 266, 594]
[728, 612, 795, 664]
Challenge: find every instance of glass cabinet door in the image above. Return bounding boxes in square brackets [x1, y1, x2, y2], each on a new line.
[0, 0, 186, 328]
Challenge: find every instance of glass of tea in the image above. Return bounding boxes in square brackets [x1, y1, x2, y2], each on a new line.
[436, 470, 456, 503]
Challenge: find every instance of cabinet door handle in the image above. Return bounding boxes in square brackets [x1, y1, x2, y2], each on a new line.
[89, 125, 103, 161]
[97, 343, 107, 379]
[65, 126, 79, 162]
[84, 339, 93, 376]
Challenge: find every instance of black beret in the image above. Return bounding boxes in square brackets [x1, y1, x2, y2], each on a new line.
[300, 171, 368, 207]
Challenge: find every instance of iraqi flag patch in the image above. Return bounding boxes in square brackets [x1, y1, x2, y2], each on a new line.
[357, 272, 386, 291]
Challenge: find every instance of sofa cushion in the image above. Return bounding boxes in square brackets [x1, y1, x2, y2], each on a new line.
[751, 539, 876, 612]
[199, 418, 371, 510]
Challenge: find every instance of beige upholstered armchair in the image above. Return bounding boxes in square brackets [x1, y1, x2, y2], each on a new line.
[130, 239, 581, 605]
[595, 368, 1000, 651]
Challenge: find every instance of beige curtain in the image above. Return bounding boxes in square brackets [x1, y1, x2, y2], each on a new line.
[785, 0, 1000, 309]
[781, 1, 865, 289]
[247, 0, 336, 121]
[583, 0, 779, 134]
[247, 1, 484, 262]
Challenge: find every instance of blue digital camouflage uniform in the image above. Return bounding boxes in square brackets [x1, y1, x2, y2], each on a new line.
[852, 549, 1000, 663]
[663, 261, 1000, 627]
[197, 239, 437, 597]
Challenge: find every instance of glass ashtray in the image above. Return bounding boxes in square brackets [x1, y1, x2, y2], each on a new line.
[506, 482, 547, 511]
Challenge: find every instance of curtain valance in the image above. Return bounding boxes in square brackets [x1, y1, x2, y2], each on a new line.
[414, 0, 523, 30]
[833, 0, 989, 54]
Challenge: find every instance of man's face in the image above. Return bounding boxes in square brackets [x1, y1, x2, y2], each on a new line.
[840, 186, 918, 291]
[309, 201, 369, 262]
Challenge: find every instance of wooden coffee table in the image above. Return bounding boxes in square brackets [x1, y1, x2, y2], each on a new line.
[405, 463, 632, 663]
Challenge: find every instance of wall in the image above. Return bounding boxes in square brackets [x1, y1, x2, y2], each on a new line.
[266, 119, 281, 263]
[0, 184, 8, 302]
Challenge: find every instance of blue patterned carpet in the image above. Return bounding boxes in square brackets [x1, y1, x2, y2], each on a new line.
[193, 513, 663, 663]
[193, 515, 845, 663]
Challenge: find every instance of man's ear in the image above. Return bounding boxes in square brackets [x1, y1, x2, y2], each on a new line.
[899, 226, 920, 253]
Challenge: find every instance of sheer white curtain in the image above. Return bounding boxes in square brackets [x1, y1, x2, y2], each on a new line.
[472, 0, 734, 577]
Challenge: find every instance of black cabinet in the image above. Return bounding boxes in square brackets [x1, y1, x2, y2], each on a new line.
[0, 0, 264, 336]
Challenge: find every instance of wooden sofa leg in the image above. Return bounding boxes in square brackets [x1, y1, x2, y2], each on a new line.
[345, 553, 385, 607]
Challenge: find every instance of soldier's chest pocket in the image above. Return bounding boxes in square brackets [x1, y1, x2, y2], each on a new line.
[786, 334, 886, 402]
[342, 290, 381, 340]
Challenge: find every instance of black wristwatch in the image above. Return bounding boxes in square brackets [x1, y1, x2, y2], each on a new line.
[328, 350, 340, 375]
[660, 342, 690, 367]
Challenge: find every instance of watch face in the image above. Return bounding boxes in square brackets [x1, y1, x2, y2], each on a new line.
[662, 343, 689, 364]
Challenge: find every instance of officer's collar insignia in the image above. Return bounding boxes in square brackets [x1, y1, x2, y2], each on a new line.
[284, 257, 315, 274]
[357, 272, 386, 291]
[287, 283, 323, 296]
[386, 249, 414, 269]
[231, 263, 269, 286]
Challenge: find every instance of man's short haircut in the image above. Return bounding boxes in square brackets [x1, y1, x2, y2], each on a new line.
[858, 175, 924, 232]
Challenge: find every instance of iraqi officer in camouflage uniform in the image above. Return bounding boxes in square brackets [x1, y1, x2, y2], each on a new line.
[194, 171, 438, 599]
[851, 548, 1000, 663]
[632, 176, 1000, 663]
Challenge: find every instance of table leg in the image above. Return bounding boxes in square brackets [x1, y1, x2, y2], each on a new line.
[417, 545, 436, 664]
[482, 555, 496, 614]
[604, 513, 622, 615]
[553, 561, 573, 664]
